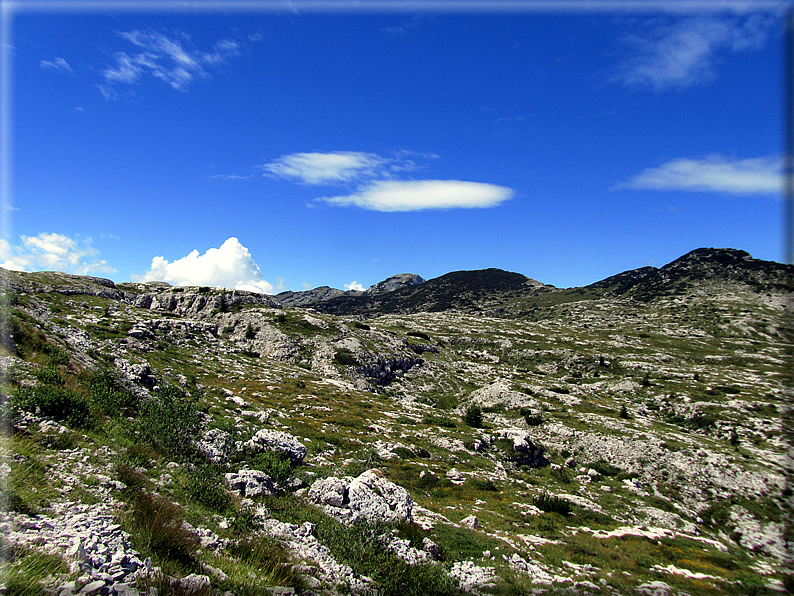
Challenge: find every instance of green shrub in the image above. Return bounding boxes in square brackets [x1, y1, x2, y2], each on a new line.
[524, 412, 543, 426]
[34, 366, 64, 386]
[589, 460, 620, 476]
[244, 323, 257, 340]
[550, 466, 572, 484]
[42, 344, 70, 366]
[467, 478, 499, 492]
[184, 466, 232, 512]
[407, 331, 430, 341]
[86, 368, 140, 416]
[16, 386, 91, 428]
[423, 414, 458, 428]
[334, 348, 358, 366]
[354, 321, 371, 330]
[619, 404, 630, 419]
[247, 450, 293, 486]
[463, 404, 483, 428]
[533, 493, 572, 516]
[138, 386, 202, 460]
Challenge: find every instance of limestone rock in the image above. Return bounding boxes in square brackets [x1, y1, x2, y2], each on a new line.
[225, 469, 276, 498]
[241, 429, 307, 465]
[308, 470, 413, 525]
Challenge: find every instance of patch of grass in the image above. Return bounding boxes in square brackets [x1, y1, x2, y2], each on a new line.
[220, 536, 305, 594]
[2, 544, 70, 596]
[182, 465, 232, 512]
[422, 414, 457, 428]
[431, 522, 504, 562]
[122, 489, 200, 568]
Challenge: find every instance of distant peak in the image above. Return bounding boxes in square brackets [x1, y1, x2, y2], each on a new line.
[366, 273, 425, 295]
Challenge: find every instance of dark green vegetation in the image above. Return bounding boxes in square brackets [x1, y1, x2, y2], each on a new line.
[1, 247, 791, 595]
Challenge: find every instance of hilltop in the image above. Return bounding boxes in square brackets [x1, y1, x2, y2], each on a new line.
[1, 248, 792, 596]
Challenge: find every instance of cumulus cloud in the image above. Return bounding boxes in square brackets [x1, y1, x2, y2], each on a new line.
[260, 152, 389, 185]
[615, 154, 779, 195]
[344, 281, 366, 291]
[0, 232, 115, 275]
[318, 180, 514, 212]
[40, 57, 72, 72]
[613, 15, 773, 90]
[102, 29, 241, 93]
[133, 237, 274, 294]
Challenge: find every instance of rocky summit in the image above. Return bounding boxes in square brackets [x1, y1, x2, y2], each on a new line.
[1, 247, 792, 596]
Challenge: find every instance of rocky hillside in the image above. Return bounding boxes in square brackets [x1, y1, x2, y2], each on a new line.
[1, 248, 792, 596]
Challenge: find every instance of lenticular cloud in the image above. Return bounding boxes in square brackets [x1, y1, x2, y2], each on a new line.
[133, 237, 274, 294]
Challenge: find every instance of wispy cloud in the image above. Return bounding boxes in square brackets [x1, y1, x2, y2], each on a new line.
[259, 151, 389, 185]
[615, 154, 779, 195]
[40, 57, 72, 72]
[318, 180, 514, 212]
[612, 15, 774, 90]
[344, 281, 366, 291]
[209, 173, 255, 181]
[260, 150, 512, 212]
[101, 29, 241, 94]
[132, 237, 274, 294]
[0, 232, 115, 275]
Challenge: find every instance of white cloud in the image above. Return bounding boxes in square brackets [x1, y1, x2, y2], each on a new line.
[102, 30, 241, 93]
[0, 232, 115, 275]
[260, 151, 388, 185]
[133, 237, 274, 294]
[615, 154, 779, 195]
[613, 15, 773, 90]
[344, 281, 366, 291]
[318, 180, 514, 212]
[40, 57, 72, 72]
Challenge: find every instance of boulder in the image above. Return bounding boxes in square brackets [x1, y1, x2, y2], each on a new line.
[241, 429, 307, 465]
[225, 469, 276, 498]
[308, 476, 349, 508]
[347, 469, 413, 524]
[196, 429, 233, 464]
[308, 470, 413, 524]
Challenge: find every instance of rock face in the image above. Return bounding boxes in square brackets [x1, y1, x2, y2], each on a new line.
[308, 470, 413, 524]
[365, 273, 425, 295]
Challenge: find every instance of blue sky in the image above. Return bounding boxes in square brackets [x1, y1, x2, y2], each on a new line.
[2, 1, 786, 293]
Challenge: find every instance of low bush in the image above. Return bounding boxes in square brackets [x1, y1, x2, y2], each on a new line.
[86, 368, 140, 417]
[463, 404, 483, 428]
[354, 321, 370, 330]
[589, 460, 621, 476]
[423, 414, 458, 428]
[184, 465, 232, 512]
[334, 348, 358, 366]
[533, 493, 572, 516]
[34, 366, 64, 387]
[16, 386, 92, 428]
[407, 331, 431, 341]
[138, 386, 202, 460]
[246, 450, 294, 486]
